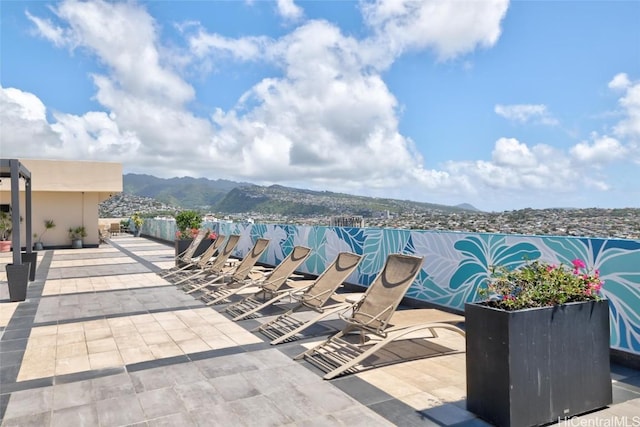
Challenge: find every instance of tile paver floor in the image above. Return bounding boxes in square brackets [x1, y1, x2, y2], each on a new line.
[41, 272, 176, 295]
[1, 236, 639, 426]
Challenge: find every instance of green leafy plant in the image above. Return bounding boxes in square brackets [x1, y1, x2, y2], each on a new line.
[479, 259, 603, 311]
[0, 212, 23, 241]
[174, 210, 202, 240]
[35, 219, 56, 243]
[0, 211, 12, 241]
[68, 226, 88, 240]
[131, 212, 144, 228]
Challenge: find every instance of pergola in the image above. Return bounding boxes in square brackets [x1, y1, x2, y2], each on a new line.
[0, 158, 33, 265]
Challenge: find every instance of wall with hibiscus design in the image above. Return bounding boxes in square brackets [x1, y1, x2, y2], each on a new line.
[143, 219, 640, 355]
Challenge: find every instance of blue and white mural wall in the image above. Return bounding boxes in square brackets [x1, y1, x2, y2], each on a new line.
[144, 219, 640, 355]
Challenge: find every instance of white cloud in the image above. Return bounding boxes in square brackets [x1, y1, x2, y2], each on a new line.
[14, 0, 611, 207]
[608, 73, 631, 91]
[570, 134, 627, 164]
[0, 86, 140, 160]
[441, 76, 640, 204]
[443, 137, 607, 196]
[25, 11, 67, 47]
[1, 87, 48, 122]
[189, 31, 268, 62]
[361, 0, 510, 62]
[51, 111, 141, 157]
[491, 137, 538, 167]
[34, 0, 195, 106]
[21, 0, 621, 209]
[276, 0, 304, 21]
[0, 86, 61, 154]
[206, 21, 427, 186]
[90, 75, 214, 163]
[495, 104, 558, 125]
[612, 76, 640, 141]
[185, 3, 511, 193]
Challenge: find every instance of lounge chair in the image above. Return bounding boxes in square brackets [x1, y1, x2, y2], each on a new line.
[164, 228, 209, 271]
[295, 253, 465, 379]
[171, 234, 240, 285]
[161, 233, 224, 279]
[252, 252, 363, 344]
[182, 238, 270, 294]
[199, 246, 311, 306]
[109, 223, 120, 236]
[226, 251, 362, 321]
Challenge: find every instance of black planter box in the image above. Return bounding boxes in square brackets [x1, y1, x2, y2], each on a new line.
[21, 252, 38, 281]
[6, 263, 30, 302]
[465, 300, 612, 427]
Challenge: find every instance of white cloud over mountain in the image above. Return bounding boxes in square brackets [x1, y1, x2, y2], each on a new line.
[1, 0, 638, 210]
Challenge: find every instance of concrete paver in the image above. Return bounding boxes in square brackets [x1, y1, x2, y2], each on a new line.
[1, 237, 638, 426]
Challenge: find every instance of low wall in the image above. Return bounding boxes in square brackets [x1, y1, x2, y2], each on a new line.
[142, 218, 640, 357]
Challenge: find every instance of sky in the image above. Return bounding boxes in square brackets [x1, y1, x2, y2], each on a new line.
[1, 0, 639, 212]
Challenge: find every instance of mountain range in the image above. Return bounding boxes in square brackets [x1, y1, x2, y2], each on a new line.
[117, 173, 478, 217]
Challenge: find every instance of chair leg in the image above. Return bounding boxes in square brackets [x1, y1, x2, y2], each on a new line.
[293, 326, 355, 361]
[184, 274, 225, 294]
[162, 263, 191, 278]
[173, 269, 205, 286]
[267, 303, 351, 345]
[322, 323, 465, 379]
[296, 323, 465, 380]
[203, 282, 255, 306]
[230, 292, 289, 321]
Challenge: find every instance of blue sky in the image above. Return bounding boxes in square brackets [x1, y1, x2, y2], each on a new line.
[1, 0, 639, 212]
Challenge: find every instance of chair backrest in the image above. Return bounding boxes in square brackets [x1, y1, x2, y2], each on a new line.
[261, 246, 311, 292]
[232, 238, 271, 281]
[350, 253, 424, 335]
[302, 252, 362, 309]
[195, 235, 226, 268]
[206, 234, 240, 273]
[110, 223, 120, 233]
[178, 229, 208, 261]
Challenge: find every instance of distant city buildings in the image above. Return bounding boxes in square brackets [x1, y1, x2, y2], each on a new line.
[330, 215, 365, 228]
[100, 194, 640, 241]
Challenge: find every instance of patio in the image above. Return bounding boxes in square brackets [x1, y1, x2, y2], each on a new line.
[1, 235, 639, 426]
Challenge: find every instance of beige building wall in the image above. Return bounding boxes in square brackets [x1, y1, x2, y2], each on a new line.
[0, 159, 122, 248]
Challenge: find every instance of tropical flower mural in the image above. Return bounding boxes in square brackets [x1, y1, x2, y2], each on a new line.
[146, 219, 640, 355]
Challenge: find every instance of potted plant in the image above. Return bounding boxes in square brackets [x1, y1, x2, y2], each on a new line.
[465, 259, 612, 427]
[0, 211, 13, 252]
[131, 212, 144, 237]
[173, 210, 206, 262]
[33, 219, 56, 250]
[68, 226, 87, 249]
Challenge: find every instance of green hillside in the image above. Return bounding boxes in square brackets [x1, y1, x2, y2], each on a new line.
[122, 173, 478, 216]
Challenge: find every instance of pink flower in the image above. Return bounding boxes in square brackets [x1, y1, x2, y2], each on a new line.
[590, 282, 602, 292]
[572, 259, 586, 269]
[208, 232, 217, 240]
